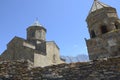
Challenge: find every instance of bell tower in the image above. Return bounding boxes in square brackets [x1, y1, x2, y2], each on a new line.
[27, 20, 46, 42]
[27, 20, 47, 53]
[86, 0, 120, 60]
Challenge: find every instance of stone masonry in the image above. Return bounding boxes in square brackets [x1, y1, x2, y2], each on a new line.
[0, 57, 120, 80]
[86, 0, 120, 60]
[1, 0, 120, 79]
[0, 21, 64, 67]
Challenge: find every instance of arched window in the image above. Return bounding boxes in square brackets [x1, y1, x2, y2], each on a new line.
[115, 23, 118, 29]
[31, 31, 35, 37]
[101, 25, 108, 34]
[91, 30, 96, 38]
[53, 54, 56, 63]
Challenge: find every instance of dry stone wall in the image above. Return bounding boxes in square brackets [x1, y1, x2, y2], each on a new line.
[0, 57, 120, 80]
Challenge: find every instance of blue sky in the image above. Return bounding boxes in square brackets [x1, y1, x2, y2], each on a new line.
[0, 0, 120, 56]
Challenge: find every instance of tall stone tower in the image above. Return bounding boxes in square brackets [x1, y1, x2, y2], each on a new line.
[86, 0, 120, 60]
[27, 20, 46, 54]
[27, 20, 46, 41]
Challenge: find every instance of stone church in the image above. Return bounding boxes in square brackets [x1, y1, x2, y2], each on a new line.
[1, 0, 120, 66]
[86, 0, 120, 60]
[0, 21, 64, 67]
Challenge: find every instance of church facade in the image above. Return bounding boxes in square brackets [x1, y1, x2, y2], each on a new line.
[86, 0, 120, 60]
[0, 21, 64, 67]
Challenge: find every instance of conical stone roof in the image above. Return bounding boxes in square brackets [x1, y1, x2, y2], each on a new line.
[31, 19, 42, 27]
[27, 19, 46, 32]
[89, 0, 111, 14]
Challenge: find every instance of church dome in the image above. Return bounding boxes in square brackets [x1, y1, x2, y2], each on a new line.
[27, 20, 46, 32]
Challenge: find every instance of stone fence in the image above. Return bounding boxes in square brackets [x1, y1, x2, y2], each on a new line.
[0, 57, 120, 80]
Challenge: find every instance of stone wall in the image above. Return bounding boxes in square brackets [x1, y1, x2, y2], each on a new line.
[46, 41, 64, 64]
[1, 36, 64, 67]
[33, 41, 64, 67]
[0, 37, 35, 62]
[34, 53, 50, 67]
[86, 29, 120, 60]
[0, 57, 120, 80]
